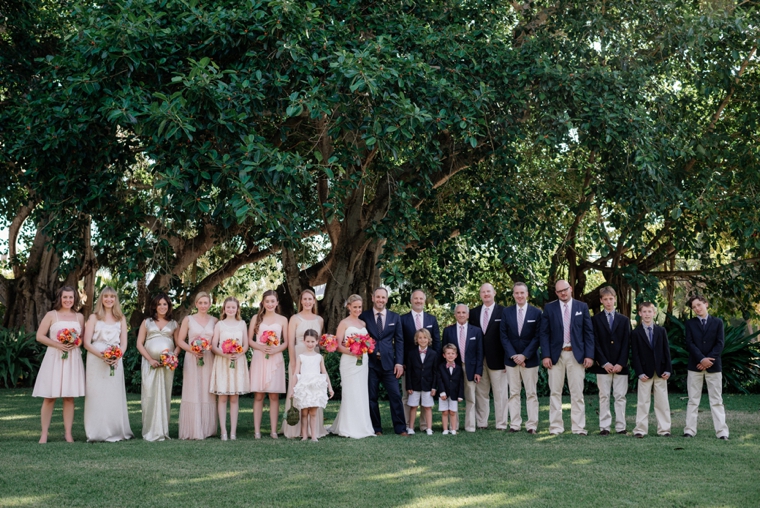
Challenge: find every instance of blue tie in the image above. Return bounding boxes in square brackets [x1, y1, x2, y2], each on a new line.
[647, 326, 653, 346]
[607, 312, 613, 330]
[376, 313, 383, 334]
[701, 318, 706, 329]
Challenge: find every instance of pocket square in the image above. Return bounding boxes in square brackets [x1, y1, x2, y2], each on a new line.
[494, 318, 501, 322]
[388, 323, 395, 326]
[426, 325, 432, 328]
[527, 320, 536, 323]
[469, 337, 476, 340]
[575, 311, 582, 316]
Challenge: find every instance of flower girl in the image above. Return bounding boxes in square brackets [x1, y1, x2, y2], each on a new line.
[292, 329, 334, 442]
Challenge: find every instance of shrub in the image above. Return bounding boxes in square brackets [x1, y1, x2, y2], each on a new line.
[0, 328, 45, 388]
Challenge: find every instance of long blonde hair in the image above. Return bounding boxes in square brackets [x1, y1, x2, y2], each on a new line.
[221, 296, 241, 321]
[253, 290, 279, 337]
[93, 286, 124, 321]
[298, 289, 319, 315]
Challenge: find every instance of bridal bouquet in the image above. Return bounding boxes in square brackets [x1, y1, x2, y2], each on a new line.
[260, 330, 279, 359]
[221, 338, 243, 368]
[190, 337, 211, 366]
[159, 349, 179, 371]
[345, 333, 375, 366]
[102, 345, 123, 376]
[319, 334, 338, 353]
[56, 328, 81, 359]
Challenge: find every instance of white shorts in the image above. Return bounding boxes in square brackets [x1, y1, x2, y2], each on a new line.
[438, 397, 459, 412]
[407, 391, 434, 408]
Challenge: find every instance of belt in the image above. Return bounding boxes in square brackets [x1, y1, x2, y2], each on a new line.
[562, 346, 573, 351]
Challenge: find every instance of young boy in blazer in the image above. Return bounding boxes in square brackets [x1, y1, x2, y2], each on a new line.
[631, 302, 672, 438]
[591, 287, 631, 436]
[405, 329, 439, 435]
[684, 295, 728, 439]
[436, 344, 465, 435]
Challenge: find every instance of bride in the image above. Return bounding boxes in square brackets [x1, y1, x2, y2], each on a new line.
[329, 294, 376, 439]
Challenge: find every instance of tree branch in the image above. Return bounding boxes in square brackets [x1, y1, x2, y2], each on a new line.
[648, 257, 760, 279]
[9, 199, 37, 277]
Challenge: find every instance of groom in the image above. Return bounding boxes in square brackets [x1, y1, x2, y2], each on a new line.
[361, 287, 408, 436]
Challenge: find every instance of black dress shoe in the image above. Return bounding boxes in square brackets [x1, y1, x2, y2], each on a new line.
[599, 430, 610, 436]
[617, 430, 628, 435]
[683, 433, 694, 438]
[527, 429, 537, 434]
[719, 436, 729, 440]
[662, 433, 671, 437]
[508, 428, 519, 433]
[634, 433, 644, 439]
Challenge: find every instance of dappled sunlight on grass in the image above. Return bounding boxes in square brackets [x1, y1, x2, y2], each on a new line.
[0, 495, 56, 506]
[0, 414, 36, 421]
[370, 466, 430, 481]
[165, 471, 245, 485]
[399, 493, 533, 507]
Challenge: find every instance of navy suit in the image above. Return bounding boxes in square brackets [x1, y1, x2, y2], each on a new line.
[590, 311, 630, 375]
[500, 305, 542, 368]
[405, 348, 439, 392]
[441, 323, 483, 381]
[539, 298, 595, 364]
[685, 316, 724, 373]
[539, 297, 594, 434]
[631, 324, 672, 379]
[360, 308, 406, 434]
[435, 362, 465, 402]
[400, 312, 441, 355]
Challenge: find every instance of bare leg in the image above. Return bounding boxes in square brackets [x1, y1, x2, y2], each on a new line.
[229, 395, 239, 438]
[253, 392, 265, 436]
[408, 405, 418, 431]
[451, 411, 459, 431]
[423, 407, 433, 431]
[62, 398, 75, 442]
[300, 408, 309, 440]
[269, 393, 280, 437]
[217, 395, 228, 438]
[442, 411, 449, 432]
[40, 398, 57, 443]
[309, 407, 318, 441]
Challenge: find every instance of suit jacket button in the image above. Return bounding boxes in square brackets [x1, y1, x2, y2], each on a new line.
[611, 341, 614, 344]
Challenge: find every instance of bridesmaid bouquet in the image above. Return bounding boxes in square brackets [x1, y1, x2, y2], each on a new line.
[260, 330, 279, 359]
[221, 339, 243, 368]
[345, 333, 376, 366]
[319, 334, 338, 353]
[56, 328, 81, 359]
[102, 345, 123, 376]
[159, 349, 179, 371]
[190, 338, 211, 366]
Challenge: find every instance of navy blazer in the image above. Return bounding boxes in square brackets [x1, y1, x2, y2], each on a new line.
[590, 311, 630, 375]
[469, 304, 506, 370]
[441, 323, 484, 381]
[631, 324, 672, 379]
[400, 312, 441, 355]
[360, 309, 404, 371]
[539, 298, 595, 364]
[405, 347, 439, 392]
[500, 304, 542, 368]
[685, 316, 724, 373]
[435, 362, 465, 401]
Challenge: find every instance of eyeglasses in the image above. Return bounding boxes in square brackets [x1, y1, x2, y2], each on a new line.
[555, 287, 571, 294]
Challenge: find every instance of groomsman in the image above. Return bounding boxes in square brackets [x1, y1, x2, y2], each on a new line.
[683, 295, 729, 439]
[539, 280, 594, 435]
[590, 287, 631, 436]
[469, 283, 508, 430]
[360, 287, 407, 436]
[500, 282, 542, 434]
[401, 289, 441, 430]
[442, 304, 483, 432]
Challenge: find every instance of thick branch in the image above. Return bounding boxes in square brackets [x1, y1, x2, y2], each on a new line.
[648, 257, 760, 279]
[9, 199, 37, 277]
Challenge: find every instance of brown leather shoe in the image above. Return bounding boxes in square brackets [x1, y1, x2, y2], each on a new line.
[527, 429, 537, 435]
[508, 428, 519, 433]
[399, 432, 409, 437]
[375, 432, 383, 436]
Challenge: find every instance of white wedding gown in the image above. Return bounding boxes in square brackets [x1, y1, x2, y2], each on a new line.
[329, 326, 376, 439]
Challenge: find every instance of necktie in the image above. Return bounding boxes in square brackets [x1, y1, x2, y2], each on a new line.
[458, 325, 466, 363]
[517, 307, 524, 336]
[482, 307, 490, 332]
[701, 318, 706, 329]
[563, 303, 571, 345]
[415, 313, 422, 330]
[647, 326, 653, 346]
[607, 312, 613, 330]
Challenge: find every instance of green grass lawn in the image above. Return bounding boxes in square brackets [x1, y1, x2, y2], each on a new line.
[0, 389, 758, 507]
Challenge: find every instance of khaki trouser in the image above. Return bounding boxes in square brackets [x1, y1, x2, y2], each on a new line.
[684, 370, 729, 438]
[475, 365, 509, 429]
[633, 374, 671, 436]
[597, 373, 628, 432]
[548, 350, 587, 434]
[461, 364, 478, 432]
[506, 365, 539, 431]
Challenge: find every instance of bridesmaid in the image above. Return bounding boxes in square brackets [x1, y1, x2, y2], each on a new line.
[248, 290, 288, 439]
[135, 293, 179, 441]
[32, 286, 86, 443]
[82, 287, 133, 442]
[282, 289, 327, 439]
[209, 297, 250, 440]
[176, 292, 218, 440]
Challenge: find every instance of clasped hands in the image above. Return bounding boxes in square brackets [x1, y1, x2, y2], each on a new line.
[697, 357, 715, 370]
